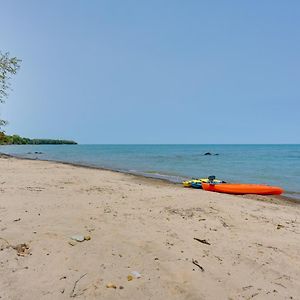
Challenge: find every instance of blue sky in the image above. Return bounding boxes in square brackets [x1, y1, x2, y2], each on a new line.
[1, 0, 299, 143]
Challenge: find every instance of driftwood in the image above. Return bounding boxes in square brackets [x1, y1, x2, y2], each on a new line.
[192, 259, 204, 272]
[70, 273, 87, 298]
[193, 238, 211, 245]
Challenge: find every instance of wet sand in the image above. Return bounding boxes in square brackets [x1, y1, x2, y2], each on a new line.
[0, 156, 299, 299]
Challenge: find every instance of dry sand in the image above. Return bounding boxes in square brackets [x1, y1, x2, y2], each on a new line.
[0, 156, 299, 299]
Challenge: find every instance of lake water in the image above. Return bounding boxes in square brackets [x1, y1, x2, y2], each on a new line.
[1, 144, 299, 199]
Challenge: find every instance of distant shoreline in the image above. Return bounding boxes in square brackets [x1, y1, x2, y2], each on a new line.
[0, 133, 77, 145]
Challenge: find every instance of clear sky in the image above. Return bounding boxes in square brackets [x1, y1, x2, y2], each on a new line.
[1, 0, 299, 144]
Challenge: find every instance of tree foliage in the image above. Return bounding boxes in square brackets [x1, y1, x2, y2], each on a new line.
[0, 52, 21, 103]
[0, 51, 21, 130]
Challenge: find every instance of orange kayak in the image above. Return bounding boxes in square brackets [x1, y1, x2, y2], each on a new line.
[202, 183, 283, 195]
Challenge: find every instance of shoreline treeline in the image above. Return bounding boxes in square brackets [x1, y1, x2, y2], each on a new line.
[0, 133, 77, 145]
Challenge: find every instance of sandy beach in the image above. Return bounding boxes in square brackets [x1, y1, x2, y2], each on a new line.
[0, 155, 299, 300]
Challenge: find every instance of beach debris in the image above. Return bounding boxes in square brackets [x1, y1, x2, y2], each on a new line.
[0, 237, 10, 250]
[119, 286, 124, 289]
[13, 218, 21, 222]
[68, 241, 77, 246]
[70, 273, 87, 297]
[86, 227, 95, 233]
[277, 224, 284, 230]
[194, 238, 211, 245]
[220, 219, 230, 228]
[215, 256, 223, 262]
[106, 283, 117, 289]
[127, 275, 133, 281]
[69, 234, 91, 245]
[70, 235, 85, 242]
[0, 239, 30, 256]
[250, 292, 259, 298]
[13, 243, 30, 256]
[104, 207, 112, 213]
[192, 259, 204, 272]
[131, 271, 142, 279]
[242, 285, 253, 291]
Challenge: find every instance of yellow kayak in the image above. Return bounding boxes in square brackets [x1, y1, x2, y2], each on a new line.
[183, 179, 202, 187]
[183, 178, 223, 187]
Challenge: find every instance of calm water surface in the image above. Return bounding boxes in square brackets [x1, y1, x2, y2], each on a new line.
[1, 144, 299, 199]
